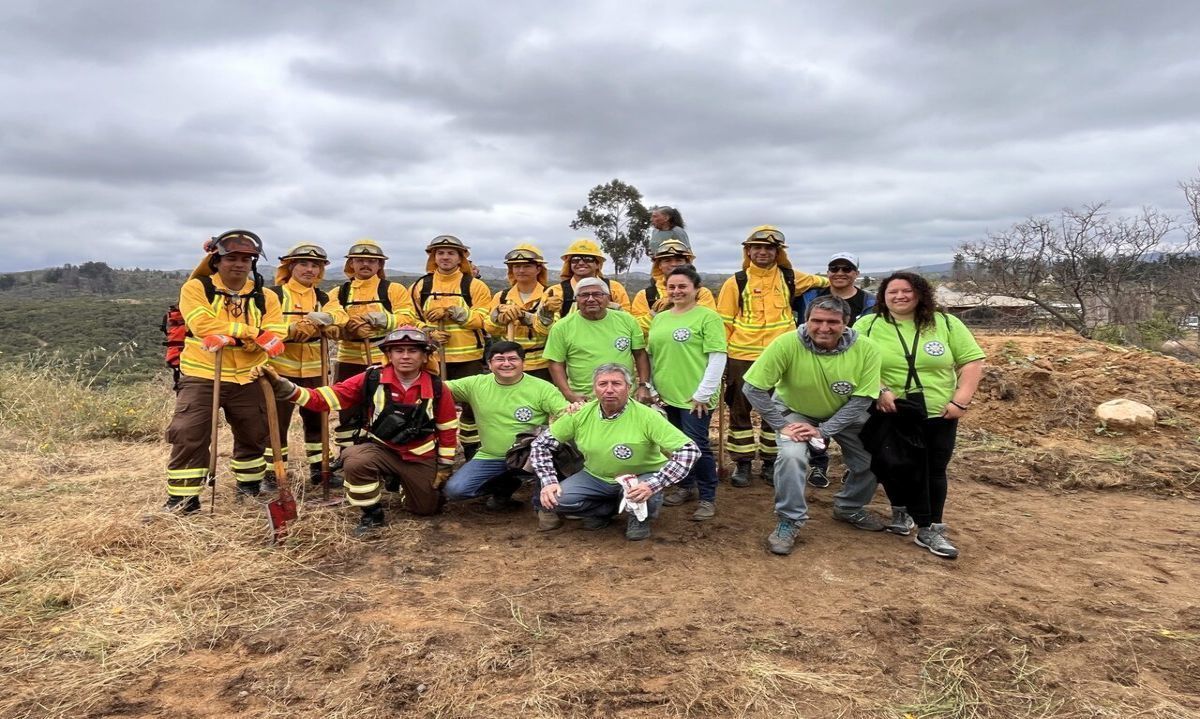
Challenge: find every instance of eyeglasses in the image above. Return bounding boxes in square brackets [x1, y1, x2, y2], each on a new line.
[569, 256, 598, 263]
[576, 292, 607, 299]
[489, 354, 522, 364]
[827, 265, 857, 273]
[505, 249, 541, 263]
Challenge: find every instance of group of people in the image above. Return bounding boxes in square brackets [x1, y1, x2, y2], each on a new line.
[164, 207, 985, 559]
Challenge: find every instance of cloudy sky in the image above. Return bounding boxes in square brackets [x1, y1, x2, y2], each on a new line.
[1, 0, 1197, 275]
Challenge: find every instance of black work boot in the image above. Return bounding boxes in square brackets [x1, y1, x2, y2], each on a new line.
[163, 495, 201, 514]
[236, 481, 262, 499]
[731, 461, 753, 488]
[760, 461, 776, 486]
[354, 505, 386, 537]
[309, 464, 344, 489]
[263, 469, 278, 493]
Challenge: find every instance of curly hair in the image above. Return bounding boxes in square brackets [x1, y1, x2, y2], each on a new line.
[875, 271, 937, 332]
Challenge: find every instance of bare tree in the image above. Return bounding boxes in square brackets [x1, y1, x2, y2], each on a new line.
[959, 203, 1184, 338]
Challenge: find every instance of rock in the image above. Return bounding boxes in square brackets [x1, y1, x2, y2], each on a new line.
[1095, 399, 1156, 431]
[1160, 340, 1195, 359]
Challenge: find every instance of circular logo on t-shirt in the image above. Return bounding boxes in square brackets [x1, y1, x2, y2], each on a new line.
[613, 337, 632, 352]
[513, 406, 534, 423]
[924, 341, 946, 356]
[672, 328, 692, 342]
[831, 380, 854, 396]
[612, 444, 633, 460]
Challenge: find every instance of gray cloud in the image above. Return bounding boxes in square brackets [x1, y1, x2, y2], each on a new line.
[0, 1, 1197, 275]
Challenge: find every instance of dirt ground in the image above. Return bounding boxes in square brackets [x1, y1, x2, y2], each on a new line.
[2, 331, 1199, 718]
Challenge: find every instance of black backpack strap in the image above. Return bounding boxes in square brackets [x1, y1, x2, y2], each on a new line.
[499, 287, 511, 305]
[559, 279, 575, 317]
[780, 267, 802, 323]
[315, 287, 329, 307]
[339, 280, 392, 313]
[376, 279, 393, 313]
[338, 281, 351, 308]
[734, 271, 748, 313]
[644, 282, 658, 306]
[459, 274, 472, 303]
[198, 275, 217, 303]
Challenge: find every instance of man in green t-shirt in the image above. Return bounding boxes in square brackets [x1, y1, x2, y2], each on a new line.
[543, 277, 652, 404]
[529, 363, 700, 540]
[742, 295, 885, 555]
[443, 341, 571, 510]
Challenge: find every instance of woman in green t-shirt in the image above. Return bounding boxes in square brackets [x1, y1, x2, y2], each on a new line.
[855, 272, 985, 560]
[648, 265, 727, 521]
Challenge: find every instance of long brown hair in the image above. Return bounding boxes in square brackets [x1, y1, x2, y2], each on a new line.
[875, 271, 937, 333]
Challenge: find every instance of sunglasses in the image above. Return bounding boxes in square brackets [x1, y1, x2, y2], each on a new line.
[569, 256, 598, 263]
[827, 265, 857, 273]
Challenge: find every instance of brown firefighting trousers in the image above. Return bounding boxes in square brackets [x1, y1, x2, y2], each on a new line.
[723, 358, 777, 463]
[342, 442, 440, 514]
[266, 375, 324, 471]
[166, 377, 268, 496]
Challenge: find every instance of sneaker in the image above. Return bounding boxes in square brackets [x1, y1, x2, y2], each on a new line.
[886, 507, 916, 536]
[663, 485, 698, 506]
[263, 469, 278, 493]
[353, 506, 386, 537]
[625, 515, 651, 541]
[163, 495, 201, 514]
[915, 523, 959, 559]
[580, 515, 612, 530]
[831, 507, 886, 531]
[731, 461, 752, 488]
[760, 461, 776, 486]
[537, 510, 563, 531]
[485, 494, 522, 512]
[236, 481, 262, 498]
[767, 518, 798, 555]
[691, 500, 716, 521]
[807, 465, 830, 488]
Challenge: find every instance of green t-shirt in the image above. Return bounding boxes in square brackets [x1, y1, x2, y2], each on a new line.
[543, 310, 645, 396]
[446, 373, 568, 459]
[743, 331, 881, 421]
[647, 305, 727, 409]
[549, 400, 689, 483]
[853, 313, 986, 418]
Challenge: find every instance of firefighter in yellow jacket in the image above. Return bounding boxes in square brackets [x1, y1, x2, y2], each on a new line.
[164, 230, 287, 512]
[716, 226, 829, 487]
[485, 243, 563, 382]
[540, 239, 633, 318]
[323, 239, 418, 450]
[410, 235, 493, 458]
[264, 243, 339, 490]
[630, 236, 716, 335]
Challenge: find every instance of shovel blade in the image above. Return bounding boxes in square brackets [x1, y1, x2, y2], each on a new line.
[267, 490, 299, 542]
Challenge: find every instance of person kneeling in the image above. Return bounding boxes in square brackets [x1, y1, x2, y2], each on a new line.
[254, 327, 457, 536]
[529, 363, 699, 540]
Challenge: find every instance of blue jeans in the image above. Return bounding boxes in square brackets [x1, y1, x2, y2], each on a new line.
[773, 413, 878, 524]
[663, 405, 718, 502]
[532, 470, 663, 520]
[443, 458, 525, 501]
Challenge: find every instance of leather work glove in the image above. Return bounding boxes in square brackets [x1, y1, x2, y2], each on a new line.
[423, 306, 448, 322]
[345, 316, 373, 340]
[498, 304, 524, 324]
[201, 335, 236, 352]
[446, 306, 469, 324]
[428, 329, 451, 345]
[322, 324, 342, 340]
[254, 330, 286, 358]
[249, 365, 297, 400]
[364, 311, 389, 329]
[540, 294, 564, 314]
[433, 465, 453, 489]
[652, 297, 674, 313]
[305, 311, 334, 326]
[287, 320, 318, 342]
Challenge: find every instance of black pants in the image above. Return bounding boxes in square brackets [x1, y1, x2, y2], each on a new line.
[879, 417, 957, 527]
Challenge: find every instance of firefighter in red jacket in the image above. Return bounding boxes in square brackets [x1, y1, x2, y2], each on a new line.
[254, 327, 457, 536]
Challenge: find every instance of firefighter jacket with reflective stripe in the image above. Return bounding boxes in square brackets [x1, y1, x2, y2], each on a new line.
[291, 367, 458, 464]
[326, 276, 418, 365]
[410, 269, 493, 364]
[485, 284, 551, 370]
[269, 278, 331, 379]
[179, 276, 286, 384]
[716, 264, 828, 361]
[630, 283, 717, 336]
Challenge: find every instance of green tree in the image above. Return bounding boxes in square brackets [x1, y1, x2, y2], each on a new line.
[569, 179, 651, 275]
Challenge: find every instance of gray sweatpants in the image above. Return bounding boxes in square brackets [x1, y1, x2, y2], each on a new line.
[772, 413, 878, 524]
